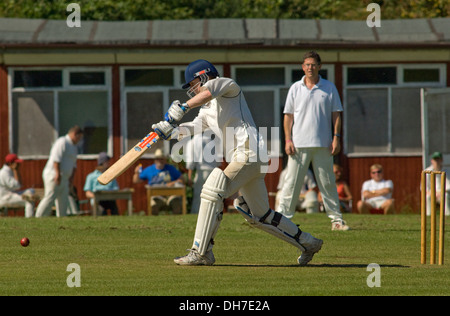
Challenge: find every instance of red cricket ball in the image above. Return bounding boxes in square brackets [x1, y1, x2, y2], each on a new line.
[20, 237, 30, 247]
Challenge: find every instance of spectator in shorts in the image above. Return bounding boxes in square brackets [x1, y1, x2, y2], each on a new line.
[333, 164, 353, 213]
[424, 151, 450, 216]
[357, 164, 394, 215]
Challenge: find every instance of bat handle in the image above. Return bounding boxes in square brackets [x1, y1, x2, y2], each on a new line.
[164, 112, 173, 123]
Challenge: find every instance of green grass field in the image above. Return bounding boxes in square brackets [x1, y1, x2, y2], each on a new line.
[1, 213, 449, 296]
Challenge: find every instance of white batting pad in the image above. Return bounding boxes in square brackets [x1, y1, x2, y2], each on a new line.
[234, 196, 306, 252]
[192, 168, 228, 255]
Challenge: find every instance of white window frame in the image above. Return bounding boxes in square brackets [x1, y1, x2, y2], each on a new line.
[343, 63, 446, 157]
[399, 64, 446, 87]
[231, 65, 287, 86]
[285, 64, 335, 84]
[8, 67, 112, 159]
[231, 65, 287, 158]
[120, 65, 224, 158]
[343, 64, 399, 88]
[120, 66, 181, 157]
[64, 67, 109, 88]
[239, 86, 282, 157]
[121, 86, 171, 157]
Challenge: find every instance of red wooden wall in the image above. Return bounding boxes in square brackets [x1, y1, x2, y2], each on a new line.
[346, 156, 422, 213]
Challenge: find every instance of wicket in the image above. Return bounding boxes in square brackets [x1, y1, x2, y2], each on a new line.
[420, 170, 446, 265]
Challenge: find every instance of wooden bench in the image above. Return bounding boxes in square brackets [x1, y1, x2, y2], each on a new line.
[0, 188, 44, 216]
[92, 188, 134, 217]
[145, 185, 187, 215]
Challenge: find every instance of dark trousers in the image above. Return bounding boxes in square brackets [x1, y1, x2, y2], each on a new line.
[99, 200, 119, 216]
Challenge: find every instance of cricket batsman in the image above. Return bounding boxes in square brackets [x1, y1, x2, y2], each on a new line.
[152, 59, 323, 266]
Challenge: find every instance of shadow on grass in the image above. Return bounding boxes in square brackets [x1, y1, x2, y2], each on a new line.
[303, 263, 409, 268]
[215, 263, 410, 268]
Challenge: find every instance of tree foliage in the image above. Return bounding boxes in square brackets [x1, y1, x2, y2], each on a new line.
[0, 0, 448, 21]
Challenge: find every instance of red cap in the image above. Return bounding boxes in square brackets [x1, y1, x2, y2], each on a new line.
[5, 154, 23, 164]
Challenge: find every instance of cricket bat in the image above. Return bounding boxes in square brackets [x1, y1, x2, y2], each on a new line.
[97, 132, 159, 185]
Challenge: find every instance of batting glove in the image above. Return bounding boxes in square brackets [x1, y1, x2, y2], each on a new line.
[165, 100, 190, 123]
[152, 121, 178, 140]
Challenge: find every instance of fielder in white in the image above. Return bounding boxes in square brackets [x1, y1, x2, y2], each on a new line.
[276, 51, 349, 231]
[152, 59, 323, 266]
[35, 126, 83, 217]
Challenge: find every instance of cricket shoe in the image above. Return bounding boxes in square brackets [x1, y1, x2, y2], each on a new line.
[331, 219, 350, 231]
[174, 249, 215, 266]
[297, 232, 323, 266]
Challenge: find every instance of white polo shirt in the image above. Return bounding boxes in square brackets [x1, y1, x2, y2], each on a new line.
[284, 76, 343, 148]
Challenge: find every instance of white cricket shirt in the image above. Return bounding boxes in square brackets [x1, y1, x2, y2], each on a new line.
[284, 76, 343, 148]
[179, 77, 267, 163]
[42, 134, 78, 178]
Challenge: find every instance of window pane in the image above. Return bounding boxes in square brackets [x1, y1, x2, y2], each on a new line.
[14, 70, 62, 88]
[403, 69, 439, 83]
[347, 67, 396, 85]
[125, 69, 173, 86]
[236, 68, 284, 86]
[292, 69, 328, 82]
[70, 72, 105, 85]
[425, 90, 450, 155]
[242, 90, 275, 154]
[278, 88, 290, 157]
[346, 88, 389, 153]
[180, 70, 186, 86]
[58, 91, 108, 154]
[391, 88, 422, 153]
[126, 92, 164, 153]
[280, 88, 289, 108]
[12, 91, 55, 156]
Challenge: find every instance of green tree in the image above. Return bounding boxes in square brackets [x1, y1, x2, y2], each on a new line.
[0, 0, 448, 21]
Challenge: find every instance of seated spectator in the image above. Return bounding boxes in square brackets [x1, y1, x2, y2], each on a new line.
[133, 149, 184, 215]
[84, 152, 120, 215]
[0, 153, 35, 218]
[333, 164, 353, 213]
[276, 167, 319, 218]
[357, 164, 394, 215]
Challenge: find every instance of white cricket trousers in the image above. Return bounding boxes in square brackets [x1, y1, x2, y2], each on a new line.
[0, 193, 34, 218]
[426, 193, 450, 216]
[224, 159, 270, 216]
[277, 147, 343, 222]
[35, 173, 70, 217]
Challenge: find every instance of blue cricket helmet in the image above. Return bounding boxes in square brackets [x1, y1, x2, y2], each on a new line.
[182, 59, 219, 89]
